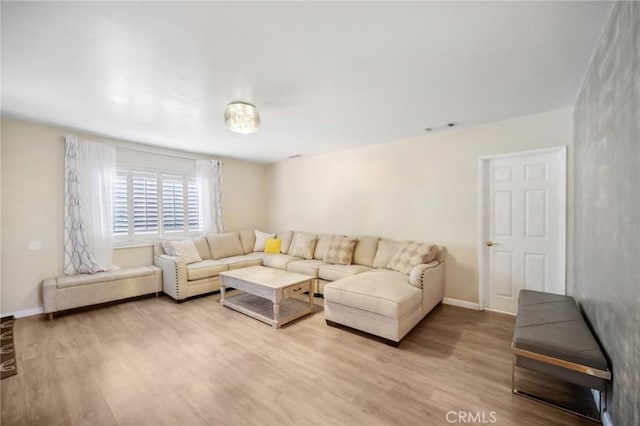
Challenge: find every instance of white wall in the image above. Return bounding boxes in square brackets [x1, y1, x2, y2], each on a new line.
[267, 109, 574, 304]
[0, 118, 269, 315]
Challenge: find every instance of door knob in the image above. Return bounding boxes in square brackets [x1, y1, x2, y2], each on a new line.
[485, 240, 495, 247]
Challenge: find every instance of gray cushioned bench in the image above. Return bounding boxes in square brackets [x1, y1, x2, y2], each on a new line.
[512, 290, 611, 421]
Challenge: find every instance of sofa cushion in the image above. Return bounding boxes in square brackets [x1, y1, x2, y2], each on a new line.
[264, 238, 281, 253]
[217, 255, 263, 270]
[372, 240, 401, 268]
[262, 254, 302, 270]
[56, 266, 160, 289]
[319, 264, 372, 281]
[276, 231, 294, 254]
[352, 236, 380, 267]
[239, 230, 256, 255]
[313, 234, 335, 260]
[240, 252, 274, 261]
[387, 241, 438, 274]
[186, 260, 229, 281]
[192, 236, 212, 260]
[207, 232, 245, 260]
[323, 270, 421, 318]
[171, 239, 202, 264]
[324, 237, 357, 265]
[254, 230, 276, 252]
[287, 259, 328, 278]
[289, 233, 318, 260]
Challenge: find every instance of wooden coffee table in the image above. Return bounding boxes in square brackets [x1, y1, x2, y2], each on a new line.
[219, 266, 315, 328]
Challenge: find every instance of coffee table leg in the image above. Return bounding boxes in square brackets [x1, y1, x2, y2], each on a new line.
[273, 303, 279, 328]
[219, 283, 225, 305]
[309, 281, 314, 311]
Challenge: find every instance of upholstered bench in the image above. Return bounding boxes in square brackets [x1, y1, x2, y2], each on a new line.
[42, 266, 162, 318]
[512, 289, 611, 421]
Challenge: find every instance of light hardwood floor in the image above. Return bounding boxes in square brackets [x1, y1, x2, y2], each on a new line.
[1, 294, 592, 426]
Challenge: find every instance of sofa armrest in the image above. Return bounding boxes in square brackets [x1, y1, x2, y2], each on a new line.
[409, 261, 441, 289]
[42, 278, 57, 313]
[154, 255, 188, 300]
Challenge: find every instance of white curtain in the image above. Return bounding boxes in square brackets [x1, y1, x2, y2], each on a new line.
[64, 135, 116, 274]
[196, 159, 225, 234]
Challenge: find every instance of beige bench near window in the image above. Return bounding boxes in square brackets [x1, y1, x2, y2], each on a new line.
[42, 266, 162, 319]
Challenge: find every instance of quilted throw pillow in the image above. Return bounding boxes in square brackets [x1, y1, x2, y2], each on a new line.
[324, 237, 357, 265]
[289, 233, 318, 259]
[386, 241, 438, 274]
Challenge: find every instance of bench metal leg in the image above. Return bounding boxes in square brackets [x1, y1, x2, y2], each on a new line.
[512, 362, 604, 423]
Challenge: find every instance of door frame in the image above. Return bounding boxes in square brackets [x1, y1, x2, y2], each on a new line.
[477, 146, 567, 312]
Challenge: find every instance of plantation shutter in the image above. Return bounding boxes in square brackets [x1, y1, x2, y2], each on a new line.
[162, 176, 185, 231]
[187, 179, 200, 231]
[113, 172, 129, 235]
[132, 173, 158, 234]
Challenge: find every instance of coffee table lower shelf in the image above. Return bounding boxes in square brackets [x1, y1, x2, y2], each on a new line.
[222, 293, 313, 328]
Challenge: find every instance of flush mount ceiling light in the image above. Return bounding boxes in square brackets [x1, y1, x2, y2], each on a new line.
[224, 102, 260, 134]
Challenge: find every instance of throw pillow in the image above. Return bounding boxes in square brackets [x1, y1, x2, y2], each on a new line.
[372, 240, 400, 268]
[264, 238, 281, 254]
[170, 239, 202, 264]
[254, 230, 276, 252]
[386, 241, 439, 274]
[323, 237, 357, 265]
[289, 234, 318, 259]
[161, 240, 176, 256]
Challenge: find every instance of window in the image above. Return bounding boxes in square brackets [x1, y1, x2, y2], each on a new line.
[113, 168, 201, 240]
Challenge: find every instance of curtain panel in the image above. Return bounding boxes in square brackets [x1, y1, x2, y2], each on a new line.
[196, 159, 225, 234]
[63, 135, 116, 274]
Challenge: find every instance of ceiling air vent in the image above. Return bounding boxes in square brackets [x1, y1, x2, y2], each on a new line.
[425, 122, 456, 132]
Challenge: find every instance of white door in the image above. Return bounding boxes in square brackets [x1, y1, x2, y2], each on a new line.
[480, 147, 566, 314]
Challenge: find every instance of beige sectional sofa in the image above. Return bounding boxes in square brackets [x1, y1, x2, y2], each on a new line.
[154, 230, 445, 344]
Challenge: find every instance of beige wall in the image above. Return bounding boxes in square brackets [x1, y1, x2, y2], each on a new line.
[266, 108, 574, 304]
[0, 118, 268, 315]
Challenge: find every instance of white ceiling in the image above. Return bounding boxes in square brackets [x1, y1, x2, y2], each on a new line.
[1, 2, 611, 163]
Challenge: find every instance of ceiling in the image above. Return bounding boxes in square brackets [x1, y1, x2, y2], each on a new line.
[1, 2, 611, 163]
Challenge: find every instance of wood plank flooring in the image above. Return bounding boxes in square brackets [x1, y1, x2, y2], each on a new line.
[1, 294, 592, 426]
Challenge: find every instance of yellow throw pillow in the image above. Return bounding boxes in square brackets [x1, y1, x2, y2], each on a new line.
[264, 238, 282, 254]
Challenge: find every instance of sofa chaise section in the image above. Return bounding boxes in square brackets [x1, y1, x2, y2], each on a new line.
[42, 265, 162, 318]
[323, 246, 445, 345]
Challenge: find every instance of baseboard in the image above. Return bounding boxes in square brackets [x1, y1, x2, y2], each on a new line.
[484, 307, 516, 316]
[442, 297, 480, 311]
[1, 306, 44, 318]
